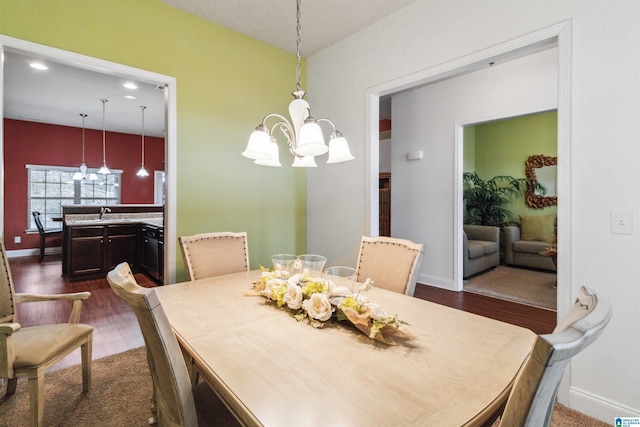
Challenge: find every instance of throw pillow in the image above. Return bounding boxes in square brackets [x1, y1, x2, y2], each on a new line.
[520, 215, 555, 242]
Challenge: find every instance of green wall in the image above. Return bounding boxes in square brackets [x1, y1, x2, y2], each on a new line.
[465, 110, 558, 222]
[1, 0, 307, 281]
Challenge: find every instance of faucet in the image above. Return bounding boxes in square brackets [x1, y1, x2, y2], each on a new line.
[99, 207, 111, 220]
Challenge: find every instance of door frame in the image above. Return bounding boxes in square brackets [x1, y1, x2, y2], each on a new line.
[0, 35, 178, 283]
[365, 21, 571, 305]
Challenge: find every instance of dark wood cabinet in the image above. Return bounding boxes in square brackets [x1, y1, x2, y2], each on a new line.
[68, 226, 104, 277]
[106, 225, 139, 272]
[66, 224, 139, 281]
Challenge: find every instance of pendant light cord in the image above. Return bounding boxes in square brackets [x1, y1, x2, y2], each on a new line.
[141, 106, 146, 167]
[295, 0, 302, 93]
[80, 113, 87, 162]
[100, 99, 108, 165]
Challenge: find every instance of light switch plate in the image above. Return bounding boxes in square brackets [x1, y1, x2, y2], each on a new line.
[611, 210, 633, 235]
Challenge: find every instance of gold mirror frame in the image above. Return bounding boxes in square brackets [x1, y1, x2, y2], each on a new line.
[525, 154, 557, 208]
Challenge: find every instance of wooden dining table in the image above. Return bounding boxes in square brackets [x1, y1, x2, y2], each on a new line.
[154, 270, 535, 427]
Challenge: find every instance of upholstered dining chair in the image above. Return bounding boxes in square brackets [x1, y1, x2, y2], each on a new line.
[356, 236, 425, 296]
[179, 231, 249, 281]
[497, 286, 612, 427]
[32, 211, 62, 262]
[107, 262, 240, 427]
[0, 238, 93, 427]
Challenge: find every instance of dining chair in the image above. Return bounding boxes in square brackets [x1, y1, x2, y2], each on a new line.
[32, 211, 62, 262]
[179, 231, 249, 281]
[497, 286, 612, 427]
[0, 238, 93, 427]
[355, 236, 425, 296]
[107, 262, 240, 427]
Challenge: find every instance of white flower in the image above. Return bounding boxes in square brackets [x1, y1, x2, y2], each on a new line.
[302, 293, 333, 321]
[366, 302, 387, 320]
[262, 278, 285, 299]
[328, 282, 352, 298]
[285, 283, 303, 310]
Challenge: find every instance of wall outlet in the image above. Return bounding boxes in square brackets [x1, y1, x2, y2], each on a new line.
[611, 210, 633, 235]
[14, 236, 21, 244]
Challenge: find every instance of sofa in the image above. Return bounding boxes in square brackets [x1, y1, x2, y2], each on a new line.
[463, 225, 500, 278]
[504, 215, 556, 271]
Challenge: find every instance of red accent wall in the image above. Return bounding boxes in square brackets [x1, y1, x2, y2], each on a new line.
[3, 119, 165, 251]
[379, 119, 391, 132]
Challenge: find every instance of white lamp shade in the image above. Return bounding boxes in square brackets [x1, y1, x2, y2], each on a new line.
[243, 130, 271, 160]
[72, 171, 83, 181]
[292, 155, 317, 167]
[98, 164, 111, 174]
[254, 140, 281, 167]
[327, 136, 355, 163]
[296, 121, 328, 157]
[137, 166, 149, 177]
[89, 172, 98, 181]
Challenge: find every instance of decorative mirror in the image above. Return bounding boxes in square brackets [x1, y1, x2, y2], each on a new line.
[525, 154, 557, 208]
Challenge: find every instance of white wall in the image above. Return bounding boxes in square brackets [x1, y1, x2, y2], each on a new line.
[392, 48, 557, 288]
[306, 0, 640, 422]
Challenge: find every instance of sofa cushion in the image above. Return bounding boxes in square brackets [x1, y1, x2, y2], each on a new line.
[467, 240, 498, 259]
[520, 215, 555, 242]
[513, 239, 549, 255]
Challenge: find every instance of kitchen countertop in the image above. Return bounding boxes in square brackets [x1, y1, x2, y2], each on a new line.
[65, 213, 164, 228]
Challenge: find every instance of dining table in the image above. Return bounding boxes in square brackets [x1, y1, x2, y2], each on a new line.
[154, 270, 535, 427]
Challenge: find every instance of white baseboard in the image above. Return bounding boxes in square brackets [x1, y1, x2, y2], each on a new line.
[566, 386, 640, 424]
[417, 273, 455, 290]
[6, 247, 61, 258]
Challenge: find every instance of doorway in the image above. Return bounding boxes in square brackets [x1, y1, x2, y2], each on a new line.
[368, 21, 571, 316]
[0, 35, 178, 283]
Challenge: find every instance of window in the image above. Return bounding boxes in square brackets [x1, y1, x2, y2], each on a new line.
[27, 164, 121, 231]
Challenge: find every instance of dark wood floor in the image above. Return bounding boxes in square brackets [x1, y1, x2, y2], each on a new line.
[9, 253, 556, 371]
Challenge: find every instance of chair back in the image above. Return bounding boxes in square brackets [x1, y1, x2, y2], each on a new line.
[179, 231, 249, 281]
[0, 238, 17, 324]
[499, 286, 612, 427]
[107, 262, 198, 427]
[356, 236, 425, 296]
[32, 211, 45, 234]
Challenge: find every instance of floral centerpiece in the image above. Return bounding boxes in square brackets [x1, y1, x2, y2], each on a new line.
[243, 267, 416, 345]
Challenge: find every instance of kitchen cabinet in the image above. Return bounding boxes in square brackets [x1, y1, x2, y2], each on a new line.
[66, 224, 139, 281]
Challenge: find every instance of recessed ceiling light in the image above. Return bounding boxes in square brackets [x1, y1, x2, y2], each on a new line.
[123, 82, 138, 90]
[124, 95, 137, 100]
[29, 62, 48, 71]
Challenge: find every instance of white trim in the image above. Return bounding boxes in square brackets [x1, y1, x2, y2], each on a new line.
[0, 35, 177, 284]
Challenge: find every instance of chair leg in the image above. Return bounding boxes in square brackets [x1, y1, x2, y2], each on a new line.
[81, 339, 92, 392]
[6, 377, 17, 395]
[28, 369, 45, 427]
[39, 235, 45, 262]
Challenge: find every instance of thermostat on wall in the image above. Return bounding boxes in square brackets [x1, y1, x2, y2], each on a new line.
[407, 150, 423, 161]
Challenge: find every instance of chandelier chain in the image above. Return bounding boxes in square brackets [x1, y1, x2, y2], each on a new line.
[295, 0, 302, 93]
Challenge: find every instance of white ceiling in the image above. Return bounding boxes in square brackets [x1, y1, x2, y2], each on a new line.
[3, 1, 415, 137]
[158, 0, 417, 56]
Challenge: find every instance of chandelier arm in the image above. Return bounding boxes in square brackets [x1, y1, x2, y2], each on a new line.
[316, 118, 337, 132]
[262, 113, 298, 151]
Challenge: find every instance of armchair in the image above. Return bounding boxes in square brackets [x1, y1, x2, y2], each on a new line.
[0, 238, 93, 427]
[463, 225, 500, 278]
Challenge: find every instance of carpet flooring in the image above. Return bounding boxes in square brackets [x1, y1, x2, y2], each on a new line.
[464, 265, 557, 310]
[0, 346, 608, 427]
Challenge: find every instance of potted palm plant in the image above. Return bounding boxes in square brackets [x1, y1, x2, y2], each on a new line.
[463, 172, 534, 227]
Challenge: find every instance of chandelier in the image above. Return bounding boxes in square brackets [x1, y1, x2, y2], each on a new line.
[242, 0, 354, 167]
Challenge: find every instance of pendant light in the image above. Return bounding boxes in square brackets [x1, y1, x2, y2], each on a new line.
[136, 105, 149, 177]
[242, 0, 353, 167]
[98, 98, 111, 174]
[72, 113, 88, 180]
